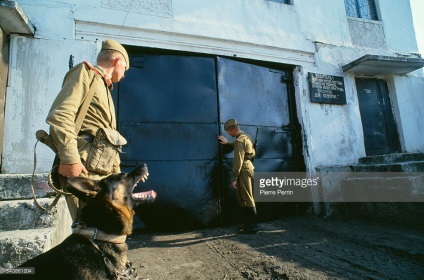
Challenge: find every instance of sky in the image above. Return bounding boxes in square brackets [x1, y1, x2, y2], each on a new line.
[410, 0, 424, 56]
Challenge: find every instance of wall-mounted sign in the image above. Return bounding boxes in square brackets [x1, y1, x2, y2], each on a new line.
[308, 73, 346, 105]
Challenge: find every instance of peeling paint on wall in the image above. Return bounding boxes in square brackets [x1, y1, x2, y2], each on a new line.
[101, 0, 172, 17]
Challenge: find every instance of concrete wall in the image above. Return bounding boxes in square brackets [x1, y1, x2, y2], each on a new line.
[1, 0, 423, 174]
[2, 37, 96, 173]
[392, 74, 424, 153]
[380, 0, 418, 53]
[411, 0, 424, 56]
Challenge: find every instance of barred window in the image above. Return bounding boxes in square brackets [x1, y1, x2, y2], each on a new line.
[344, 0, 378, 20]
[267, 0, 291, 4]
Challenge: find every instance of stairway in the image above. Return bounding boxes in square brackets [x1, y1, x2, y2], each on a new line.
[318, 153, 424, 224]
[0, 173, 72, 269]
[342, 153, 424, 201]
[352, 152, 424, 172]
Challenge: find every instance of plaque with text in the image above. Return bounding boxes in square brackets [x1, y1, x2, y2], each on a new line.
[308, 73, 346, 105]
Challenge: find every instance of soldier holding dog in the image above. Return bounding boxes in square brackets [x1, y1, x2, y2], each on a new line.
[218, 119, 258, 234]
[46, 39, 131, 220]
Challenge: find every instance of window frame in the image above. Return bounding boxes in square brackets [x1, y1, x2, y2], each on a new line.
[344, 0, 379, 21]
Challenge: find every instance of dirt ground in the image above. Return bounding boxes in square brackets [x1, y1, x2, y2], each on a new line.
[127, 216, 424, 280]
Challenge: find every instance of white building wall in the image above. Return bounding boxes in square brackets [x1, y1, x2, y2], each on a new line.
[2, 36, 97, 173]
[411, 0, 424, 56]
[2, 0, 423, 174]
[380, 0, 418, 53]
[295, 0, 352, 46]
[392, 73, 424, 153]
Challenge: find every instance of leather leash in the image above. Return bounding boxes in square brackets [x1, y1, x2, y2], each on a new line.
[30, 140, 71, 211]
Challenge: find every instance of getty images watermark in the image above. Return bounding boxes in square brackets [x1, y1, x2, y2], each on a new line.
[254, 171, 424, 202]
[254, 172, 318, 202]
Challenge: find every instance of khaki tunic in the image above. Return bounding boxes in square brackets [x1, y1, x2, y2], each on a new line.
[228, 131, 256, 207]
[228, 131, 255, 181]
[46, 62, 120, 176]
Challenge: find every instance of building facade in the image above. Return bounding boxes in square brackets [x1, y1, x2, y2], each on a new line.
[1, 0, 423, 227]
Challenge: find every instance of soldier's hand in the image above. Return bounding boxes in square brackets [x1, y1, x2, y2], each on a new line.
[59, 162, 88, 178]
[231, 181, 237, 190]
[218, 135, 228, 144]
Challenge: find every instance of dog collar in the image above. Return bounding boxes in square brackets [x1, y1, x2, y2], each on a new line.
[72, 224, 127, 244]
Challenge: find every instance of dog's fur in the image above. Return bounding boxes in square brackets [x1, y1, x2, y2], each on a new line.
[1, 164, 151, 280]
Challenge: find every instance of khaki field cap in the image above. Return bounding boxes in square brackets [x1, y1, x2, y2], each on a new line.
[101, 39, 130, 70]
[224, 119, 238, 130]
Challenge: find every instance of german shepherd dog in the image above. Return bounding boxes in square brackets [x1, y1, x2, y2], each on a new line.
[2, 164, 155, 280]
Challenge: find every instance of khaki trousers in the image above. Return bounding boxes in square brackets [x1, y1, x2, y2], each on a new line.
[236, 169, 255, 208]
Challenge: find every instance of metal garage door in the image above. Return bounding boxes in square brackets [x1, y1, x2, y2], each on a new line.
[115, 51, 302, 230]
[217, 57, 300, 225]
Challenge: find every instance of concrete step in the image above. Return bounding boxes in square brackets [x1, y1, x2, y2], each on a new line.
[319, 154, 424, 224]
[0, 197, 72, 269]
[358, 153, 424, 165]
[0, 173, 53, 200]
[0, 198, 63, 231]
[0, 227, 53, 269]
[341, 174, 424, 202]
[351, 161, 424, 172]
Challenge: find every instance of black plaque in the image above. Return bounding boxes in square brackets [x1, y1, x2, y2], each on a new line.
[308, 73, 346, 105]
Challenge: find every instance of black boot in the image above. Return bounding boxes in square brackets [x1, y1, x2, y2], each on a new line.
[236, 207, 250, 231]
[238, 207, 258, 234]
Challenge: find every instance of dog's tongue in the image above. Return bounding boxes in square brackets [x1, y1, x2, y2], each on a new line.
[132, 190, 157, 203]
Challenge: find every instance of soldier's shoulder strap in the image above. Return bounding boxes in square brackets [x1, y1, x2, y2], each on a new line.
[74, 62, 100, 134]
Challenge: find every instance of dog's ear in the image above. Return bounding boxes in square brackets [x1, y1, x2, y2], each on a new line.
[67, 177, 101, 201]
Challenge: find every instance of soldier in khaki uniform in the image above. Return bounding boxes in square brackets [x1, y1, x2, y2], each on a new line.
[46, 39, 130, 220]
[218, 119, 258, 234]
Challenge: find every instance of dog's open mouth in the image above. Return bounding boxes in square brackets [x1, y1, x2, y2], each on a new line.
[131, 189, 157, 203]
[130, 172, 157, 203]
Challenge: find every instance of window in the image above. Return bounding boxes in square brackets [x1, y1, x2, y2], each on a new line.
[267, 0, 291, 4]
[344, 0, 378, 20]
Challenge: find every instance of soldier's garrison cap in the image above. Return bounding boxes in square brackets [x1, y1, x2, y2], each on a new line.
[101, 39, 130, 70]
[224, 119, 238, 130]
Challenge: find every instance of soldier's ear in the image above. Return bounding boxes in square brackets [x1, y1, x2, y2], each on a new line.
[113, 57, 120, 67]
[67, 177, 101, 202]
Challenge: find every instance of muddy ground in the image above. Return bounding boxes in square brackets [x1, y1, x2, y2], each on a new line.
[127, 216, 424, 280]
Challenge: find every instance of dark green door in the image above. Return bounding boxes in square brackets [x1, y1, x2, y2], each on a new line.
[356, 78, 401, 156]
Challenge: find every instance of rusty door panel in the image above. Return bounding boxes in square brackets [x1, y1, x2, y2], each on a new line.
[117, 55, 217, 123]
[218, 58, 290, 127]
[118, 53, 219, 229]
[120, 123, 218, 161]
